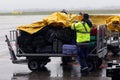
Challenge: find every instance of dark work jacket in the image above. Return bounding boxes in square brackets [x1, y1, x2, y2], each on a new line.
[82, 19, 93, 28]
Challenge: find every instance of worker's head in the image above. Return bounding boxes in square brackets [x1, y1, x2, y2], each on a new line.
[61, 9, 68, 14]
[83, 13, 89, 19]
[79, 11, 84, 16]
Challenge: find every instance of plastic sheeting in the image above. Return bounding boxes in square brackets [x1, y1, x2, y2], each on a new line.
[17, 12, 120, 34]
[17, 12, 82, 34]
[106, 16, 120, 32]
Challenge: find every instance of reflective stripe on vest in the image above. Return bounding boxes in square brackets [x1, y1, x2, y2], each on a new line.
[73, 22, 90, 34]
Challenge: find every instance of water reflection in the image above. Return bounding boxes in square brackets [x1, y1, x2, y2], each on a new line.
[62, 64, 81, 77]
[12, 67, 50, 80]
[47, 62, 81, 78]
[11, 62, 110, 80]
[11, 63, 81, 80]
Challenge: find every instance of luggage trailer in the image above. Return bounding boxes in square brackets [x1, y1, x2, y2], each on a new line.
[5, 25, 108, 71]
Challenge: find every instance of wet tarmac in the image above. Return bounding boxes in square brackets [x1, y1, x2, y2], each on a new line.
[0, 55, 115, 80]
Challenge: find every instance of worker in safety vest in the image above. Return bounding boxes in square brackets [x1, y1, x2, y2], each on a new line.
[71, 13, 92, 76]
[61, 9, 68, 14]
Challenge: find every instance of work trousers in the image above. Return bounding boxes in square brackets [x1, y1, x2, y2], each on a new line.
[77, 44, 89, 69]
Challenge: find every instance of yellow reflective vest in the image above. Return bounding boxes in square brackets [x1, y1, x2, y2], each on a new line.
[71, 22, 90, 43]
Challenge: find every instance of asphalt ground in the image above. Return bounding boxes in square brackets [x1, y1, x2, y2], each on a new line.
[0, 55, 112, 80]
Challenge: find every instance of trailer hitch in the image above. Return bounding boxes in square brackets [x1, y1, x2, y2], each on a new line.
[5, 35, 17, 63]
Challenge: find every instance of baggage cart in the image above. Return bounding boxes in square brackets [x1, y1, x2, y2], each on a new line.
[5, 25, 108, 71]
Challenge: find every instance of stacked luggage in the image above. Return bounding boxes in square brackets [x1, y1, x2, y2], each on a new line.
[17, 25, 75, 54]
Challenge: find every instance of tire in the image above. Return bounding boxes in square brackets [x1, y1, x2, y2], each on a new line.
[96, 58, 102, 68]
[28, 57, 50, 71]
[87, 61, 95, 72]
[39, 61, 47, 68]
[87, 57, 103, 72]
[28, 59, 39, 71]
[39, 57, 51, 66]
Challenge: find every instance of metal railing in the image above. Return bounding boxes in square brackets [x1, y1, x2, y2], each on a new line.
[96, 24, 108, 58]
[9, 30, 18, 42]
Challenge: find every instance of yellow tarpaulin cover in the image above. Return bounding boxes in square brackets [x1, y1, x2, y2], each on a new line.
[106, 16, 120, 32]
[17, 12, 120, 34]
[17, 12, 82, 34]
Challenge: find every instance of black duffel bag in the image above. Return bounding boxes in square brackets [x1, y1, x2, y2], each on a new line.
[56, 27, 74, 44]
[36, 45, 53, 53]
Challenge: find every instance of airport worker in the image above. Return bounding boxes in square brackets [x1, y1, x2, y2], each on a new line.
[79, 11, 84, 18]
[61, 9, 68, 14]
[71, 13, 92, 76]
[82, 13, 93, 28]
[78, 12, 92, 27]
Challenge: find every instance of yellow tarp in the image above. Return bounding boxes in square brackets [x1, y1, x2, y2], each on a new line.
[17, 12, 82, 34]
[17, 12, 120, 34]
[17, 21, 46, 34]
[90, 15, 114, 25]
[106, 16, 120, 32]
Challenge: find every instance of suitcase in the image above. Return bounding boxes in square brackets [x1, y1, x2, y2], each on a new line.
[62, 44, 78, 55]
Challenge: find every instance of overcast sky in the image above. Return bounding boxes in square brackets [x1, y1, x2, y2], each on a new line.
[1, 0, 120, 11]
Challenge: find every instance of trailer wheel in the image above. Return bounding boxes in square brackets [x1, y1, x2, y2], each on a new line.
[96, 58, 102, 68]
[87, 61, 95, 72]
[39, 58, 51, 68]
[87, 57, 103, 72]
[28, 59, 39, 71]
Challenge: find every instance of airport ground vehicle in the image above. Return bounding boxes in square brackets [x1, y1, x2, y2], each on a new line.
[106, 60, 120, 80]
[5, 24, 108, 71]
[106, 31, 120, 80]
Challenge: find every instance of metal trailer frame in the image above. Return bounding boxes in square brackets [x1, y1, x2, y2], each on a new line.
[106, 29, 120, 57]
[5, 25, 108, 71]
[108, 30, 120, 47]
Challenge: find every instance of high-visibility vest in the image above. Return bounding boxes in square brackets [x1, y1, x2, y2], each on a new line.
[71, 22, 90, 43]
